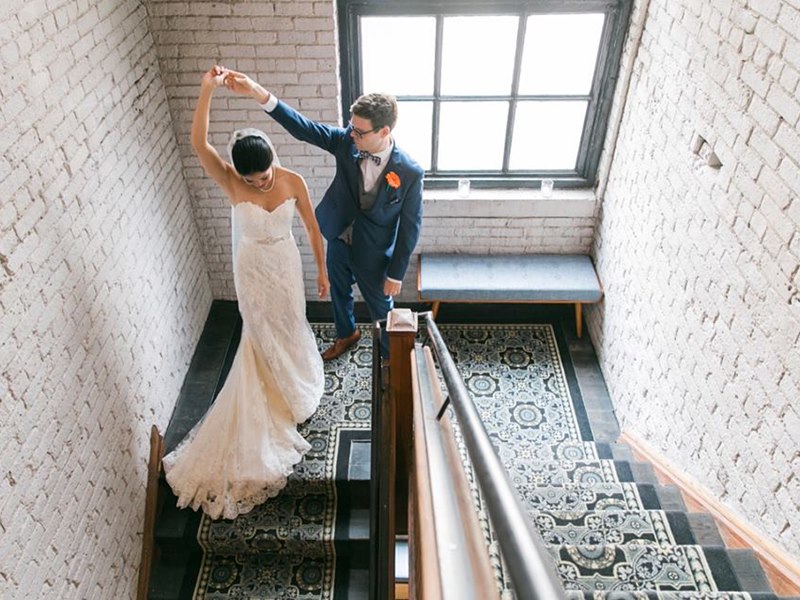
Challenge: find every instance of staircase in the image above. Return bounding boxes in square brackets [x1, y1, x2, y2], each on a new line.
[147, 301, 370, 599]
[146, 302, 798, 599]
[436, 320, 798, 599]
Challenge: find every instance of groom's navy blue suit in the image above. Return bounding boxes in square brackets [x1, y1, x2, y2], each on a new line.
[266, 100, 424, 346]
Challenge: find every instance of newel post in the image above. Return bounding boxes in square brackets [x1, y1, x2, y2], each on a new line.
[386, 308, 418, 534]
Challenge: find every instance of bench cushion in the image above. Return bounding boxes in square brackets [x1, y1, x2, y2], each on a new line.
[418, 254, 602, 303]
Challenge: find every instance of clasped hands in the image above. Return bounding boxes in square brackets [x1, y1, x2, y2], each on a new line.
[202, 65, 262, 100]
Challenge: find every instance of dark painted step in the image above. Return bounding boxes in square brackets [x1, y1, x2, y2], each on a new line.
[152, 479, 203, 556]
[150, 301, 242, 600]
[564, 330, 622, 443]
[163, 300, 242, 454]
[590, 442, 633, 461]
[147, 550, 202, 600]
[548, 544, 772, 593]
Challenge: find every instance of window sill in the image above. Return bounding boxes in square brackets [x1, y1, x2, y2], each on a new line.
[422, 188, 597, 218]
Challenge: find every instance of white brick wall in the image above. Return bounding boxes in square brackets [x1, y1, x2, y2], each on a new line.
[145, 0, 341, 300]
[145, 0, 594, 304]
[0, 0, 212, 597]
[6, 0, 797, 592]
[591, 0, 800, 557]
[7, 0, 796, 592]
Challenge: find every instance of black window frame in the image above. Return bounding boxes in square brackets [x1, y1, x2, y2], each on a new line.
[338, 0, 633, 189]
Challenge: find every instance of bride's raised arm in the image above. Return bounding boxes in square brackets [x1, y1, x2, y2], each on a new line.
[192, 65, 237, 197]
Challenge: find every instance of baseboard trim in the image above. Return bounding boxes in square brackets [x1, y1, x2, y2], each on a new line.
[137, 425, 164, 600]
[619, 430, 800, 595]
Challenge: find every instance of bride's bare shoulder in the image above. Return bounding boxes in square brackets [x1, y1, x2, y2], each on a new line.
[275, 165, 298, 178]
[276, 167, 307, 188]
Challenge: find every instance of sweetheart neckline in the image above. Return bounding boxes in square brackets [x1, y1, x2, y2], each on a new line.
[234, 197, 296, 215]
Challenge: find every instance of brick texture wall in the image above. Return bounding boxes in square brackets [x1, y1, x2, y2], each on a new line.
[145, 0, 340, 299]
[590, 0, 800, 556]
[145, 0, 595, 303]
[0, 0, 212, 597]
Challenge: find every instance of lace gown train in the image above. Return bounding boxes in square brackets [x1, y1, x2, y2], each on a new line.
[162, 199, 323, 520]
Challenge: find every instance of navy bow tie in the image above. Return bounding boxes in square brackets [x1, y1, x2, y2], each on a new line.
[358, 150, 382, 166]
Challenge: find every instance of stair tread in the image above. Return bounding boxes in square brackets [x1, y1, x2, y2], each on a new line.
[493, 440, 635, 462]
[564, 593, 785, 600]
[505, 458, 659, 486]
[148, 552, 200, 600]
[517, 482, 687, 511]
[549, 544, 771, 593]
[162, 301, 242, 455]
[725, 548, 774, 593]
[530, 509, 720, 546]
[150, 315, 785, 600]
[197, 522, 371, 556]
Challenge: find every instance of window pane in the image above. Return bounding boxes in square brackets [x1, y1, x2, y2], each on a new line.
[510, 101, 587, 170]
[438, 102, 508, 170]
[441, 16, 518, 96]
[392, 101, 433, 171]
[519, 13, 605, 95]
[361, 17, 435, 95]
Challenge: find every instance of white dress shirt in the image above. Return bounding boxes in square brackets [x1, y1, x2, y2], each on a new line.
[359, 142, 394, 191]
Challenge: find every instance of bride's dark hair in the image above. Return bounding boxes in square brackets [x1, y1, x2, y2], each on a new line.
[231, 136, 274, 175]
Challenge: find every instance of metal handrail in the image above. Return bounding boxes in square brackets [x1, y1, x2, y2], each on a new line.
[423, 313, 565, 600]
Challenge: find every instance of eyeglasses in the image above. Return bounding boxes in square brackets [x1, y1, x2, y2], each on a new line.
[349, 121, 380, 139]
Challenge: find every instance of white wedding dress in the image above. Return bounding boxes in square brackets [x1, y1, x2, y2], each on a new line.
[162, 198, 323, 520]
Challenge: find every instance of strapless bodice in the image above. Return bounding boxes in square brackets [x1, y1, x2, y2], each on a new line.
[234, 198, 296, 243]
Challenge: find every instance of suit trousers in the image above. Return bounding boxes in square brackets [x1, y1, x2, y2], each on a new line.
[326, 238, 392, 356]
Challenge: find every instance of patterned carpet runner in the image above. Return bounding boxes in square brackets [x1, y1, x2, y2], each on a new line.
[192, 324, 370, 599]
[180, 322, 775, 599]
[437, 324, 773, 598]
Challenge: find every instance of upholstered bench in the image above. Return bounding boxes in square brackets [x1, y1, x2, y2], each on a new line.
[417, 254, 603, 337]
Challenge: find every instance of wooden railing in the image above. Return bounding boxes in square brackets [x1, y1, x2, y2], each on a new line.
[137, 425, 163, 600]
[408, 344, 499, 599]
[370, 311, 418, 600]
[370, 320, 394, 600]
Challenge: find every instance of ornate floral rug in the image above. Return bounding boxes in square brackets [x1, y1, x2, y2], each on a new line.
[439, 324, 726, 597]
[192, 323, 371, 600]
[188, 322, 745, 598]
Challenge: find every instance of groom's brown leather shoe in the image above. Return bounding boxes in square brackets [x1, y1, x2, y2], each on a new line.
[321, 329, 362, 361]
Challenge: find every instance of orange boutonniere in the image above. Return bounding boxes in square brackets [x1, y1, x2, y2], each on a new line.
[385, 171, 401, 190]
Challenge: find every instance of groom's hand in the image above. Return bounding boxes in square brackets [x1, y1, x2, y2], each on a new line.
[384, 279, 401, 297]
[202, 65, 228, 89]
[224, 70, 270, 104]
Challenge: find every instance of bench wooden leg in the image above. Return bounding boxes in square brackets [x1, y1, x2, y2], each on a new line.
[575, 303, 582, 338]
[431, 301, 440, 319]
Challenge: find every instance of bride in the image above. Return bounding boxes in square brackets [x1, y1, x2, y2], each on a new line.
[162, 65, 329, 520]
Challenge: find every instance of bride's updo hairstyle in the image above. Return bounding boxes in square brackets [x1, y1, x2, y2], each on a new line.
[231, 135, 274, 176]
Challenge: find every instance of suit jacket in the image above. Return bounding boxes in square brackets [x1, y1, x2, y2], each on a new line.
[268, 100, 424, 282]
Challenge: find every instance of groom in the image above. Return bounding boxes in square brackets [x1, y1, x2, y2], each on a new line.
[226, 71, 424, 360]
